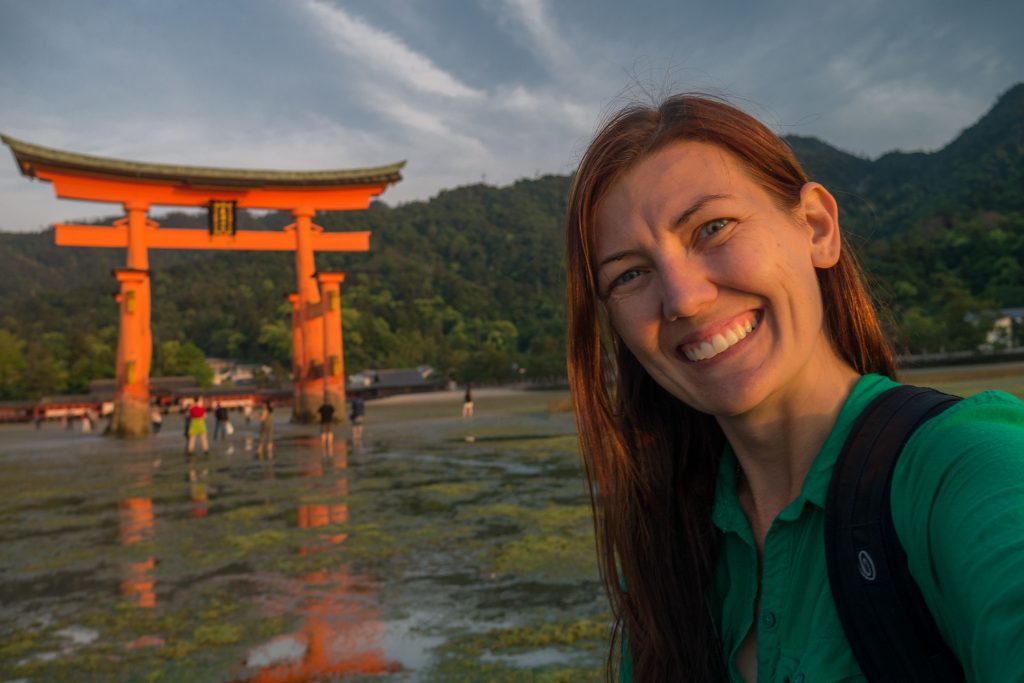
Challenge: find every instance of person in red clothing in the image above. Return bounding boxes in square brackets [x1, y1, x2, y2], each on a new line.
[187, 396, 210, 455]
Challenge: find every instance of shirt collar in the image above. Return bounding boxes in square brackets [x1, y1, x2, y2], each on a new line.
[712, 445, 746, 534]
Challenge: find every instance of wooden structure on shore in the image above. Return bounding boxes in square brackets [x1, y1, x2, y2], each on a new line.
[2, 135, 403, 436]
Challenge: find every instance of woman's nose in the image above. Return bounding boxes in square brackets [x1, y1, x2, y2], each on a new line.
[660, 260, 717, 320]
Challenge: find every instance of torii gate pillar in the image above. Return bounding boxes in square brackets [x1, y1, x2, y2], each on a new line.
[288, 270, 347, 423]
[111, 266, 152, 436]
[286, 292, 305, 399]
[317, 272, 347, 419]
[291, 208, 326, 422]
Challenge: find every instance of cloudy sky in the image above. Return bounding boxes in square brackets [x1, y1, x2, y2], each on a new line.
[0, 0, 1021, 232]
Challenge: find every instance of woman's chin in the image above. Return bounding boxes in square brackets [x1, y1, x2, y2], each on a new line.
[660, 374, 768, 419]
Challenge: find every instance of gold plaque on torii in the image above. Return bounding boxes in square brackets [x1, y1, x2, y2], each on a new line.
[208, 200, 237, 236]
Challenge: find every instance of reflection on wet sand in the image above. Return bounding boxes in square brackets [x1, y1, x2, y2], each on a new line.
[235, 570, 400, 682]
[117, 497, 156, 608]
[236, 439, 399, 681]
[189, 463, 210, 518]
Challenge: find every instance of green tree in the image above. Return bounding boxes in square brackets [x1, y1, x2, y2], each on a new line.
[155, 340, 213, 388]
[65, 327, 116, 393]
[0, 329, 27, 399]
[524, 334, 566, 380]
[895, 308, 943, 354]
[930, 273, 997, 352]
[21, 332, 70, 398]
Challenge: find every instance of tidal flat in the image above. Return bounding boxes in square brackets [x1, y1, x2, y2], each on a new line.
[0, 388, 608, 682]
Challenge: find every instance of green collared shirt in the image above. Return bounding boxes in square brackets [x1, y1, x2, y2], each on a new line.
[621, 374, 1024, 681]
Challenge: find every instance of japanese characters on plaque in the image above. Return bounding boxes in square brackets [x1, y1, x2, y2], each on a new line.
[208, 200, 237, 236]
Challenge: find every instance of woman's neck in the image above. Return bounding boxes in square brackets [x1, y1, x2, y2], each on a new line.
[719, 350, 860, 520]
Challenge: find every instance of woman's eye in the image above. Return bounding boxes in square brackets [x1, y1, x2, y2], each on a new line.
[611, 268, 642, 289]
[697, 218, 730, 240]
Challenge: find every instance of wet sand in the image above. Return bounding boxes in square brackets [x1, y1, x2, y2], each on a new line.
[0, 386, 607, 682]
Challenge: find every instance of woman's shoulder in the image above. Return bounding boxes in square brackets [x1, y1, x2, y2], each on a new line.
[889, 387, 1024, 556]
[890, 388, 1024, 678]
[893, 388, 1024, 492]
[891, 386, 1024, 559]
[909, 388, 1024, 455]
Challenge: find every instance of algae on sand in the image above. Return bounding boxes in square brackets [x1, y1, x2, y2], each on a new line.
[0, 387, 614, 681]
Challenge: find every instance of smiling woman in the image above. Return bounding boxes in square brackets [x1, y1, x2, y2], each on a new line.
[565, 95, 1024, 682]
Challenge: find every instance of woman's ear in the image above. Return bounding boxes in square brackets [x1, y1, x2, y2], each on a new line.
[799, 182, 842, 268]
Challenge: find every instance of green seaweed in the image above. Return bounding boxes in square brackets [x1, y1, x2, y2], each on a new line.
[222, 503, 280, 523]
[500, 434, 580, 459]
[338, 523, 400, 563]
[0, 628, 43, 660]
[427, 655, 603, 683]
[492, 532, 596, 578]
[430, 617, 610, 682]
[225, 529, 288, 554]
[416, 481, 486, 499]
[193, 622, 243, 646]
[272, 548, 347, 575]
[476, 617, 609, 650]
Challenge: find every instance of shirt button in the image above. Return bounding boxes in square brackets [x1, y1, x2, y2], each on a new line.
[760, 611, 777, 629]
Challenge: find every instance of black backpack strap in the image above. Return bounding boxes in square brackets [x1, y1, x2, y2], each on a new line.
[824, 385, 965, 682]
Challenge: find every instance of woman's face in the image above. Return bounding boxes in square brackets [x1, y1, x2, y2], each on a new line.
[593, 140, 842, 418]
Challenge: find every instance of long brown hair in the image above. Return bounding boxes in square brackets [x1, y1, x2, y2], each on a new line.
[566, 95, 896, 681]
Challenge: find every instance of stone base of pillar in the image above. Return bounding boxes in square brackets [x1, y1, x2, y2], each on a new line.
[291, 389, 320, 424]
[111, 393, 150, 437]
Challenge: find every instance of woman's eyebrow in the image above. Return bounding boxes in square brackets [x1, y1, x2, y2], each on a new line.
[674, 193, 732, 228]
[595, 247, 640, 270]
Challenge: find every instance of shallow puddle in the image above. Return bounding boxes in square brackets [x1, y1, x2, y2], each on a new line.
[0, 389, 609, 682]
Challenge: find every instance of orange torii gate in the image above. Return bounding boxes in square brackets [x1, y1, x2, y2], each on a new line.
[2, 135, 403, 436]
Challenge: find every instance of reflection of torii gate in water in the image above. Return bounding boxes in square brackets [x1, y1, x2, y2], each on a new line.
[2, 135, 403, 436]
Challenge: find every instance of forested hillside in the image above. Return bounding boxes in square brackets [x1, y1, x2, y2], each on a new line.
[0, 84, 1021, 399]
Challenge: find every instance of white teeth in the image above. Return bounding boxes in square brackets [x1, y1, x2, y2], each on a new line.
[682, 316, 759, 362]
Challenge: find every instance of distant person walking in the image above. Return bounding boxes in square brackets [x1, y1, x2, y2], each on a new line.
[187, 397, 210, 456]
[349, 395, 365, 447]
[213, 402, 229, 440]
[462, 384, 474, 419]
[257, 402, 274, 459]
[150, 406, 163, 435]
[318, 400, 336, 449]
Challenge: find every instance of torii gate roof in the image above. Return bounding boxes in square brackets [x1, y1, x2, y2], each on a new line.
[1, 134, 405, 188]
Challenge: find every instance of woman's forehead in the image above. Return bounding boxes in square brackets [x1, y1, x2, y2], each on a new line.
[620, 141, 744, 196]
[594, 142, 752, 232]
